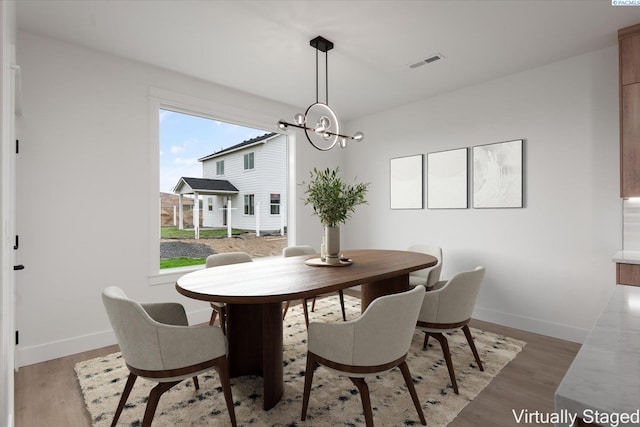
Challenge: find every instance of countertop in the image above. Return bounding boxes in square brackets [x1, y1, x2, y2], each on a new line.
[613, 250, 640, 265]
[555, 285, 640, 426]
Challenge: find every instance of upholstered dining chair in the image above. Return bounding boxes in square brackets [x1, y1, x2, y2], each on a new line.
[101, 286, 237, 427]
[301, 285, 427, 427]
[416, 266, 485, 394]
[205, 252, 253, 334]
[282, 245, 346, 327]
[408, 244, 443, 290]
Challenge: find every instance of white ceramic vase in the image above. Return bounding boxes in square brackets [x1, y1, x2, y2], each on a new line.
[324, 226, 340, 265]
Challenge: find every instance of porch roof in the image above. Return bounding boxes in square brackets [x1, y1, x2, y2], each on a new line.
[173, 177, 239, 195]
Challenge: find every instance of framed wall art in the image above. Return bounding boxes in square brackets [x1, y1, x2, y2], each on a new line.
[472, 139, 524, 208]
[390, 154, 423, 209]
[427, 148, 468, 209]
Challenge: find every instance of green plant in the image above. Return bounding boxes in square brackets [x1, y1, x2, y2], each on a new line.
[160, 257, 205, 269]
[302, 167, 369, 227]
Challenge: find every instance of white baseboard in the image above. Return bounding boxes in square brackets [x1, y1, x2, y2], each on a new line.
[15, 308, 212, 368]
[472, 305, 589, 344]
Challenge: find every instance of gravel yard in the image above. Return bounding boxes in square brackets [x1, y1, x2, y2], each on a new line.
[160, 232, 288, 259]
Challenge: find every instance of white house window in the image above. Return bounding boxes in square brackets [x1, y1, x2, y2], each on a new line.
[208, 197, 214, 212]
[244, 194, 255, 215]
[244, 152, 255, 170]
[270, 193, 280, 215]
[216, 160, 224, 175]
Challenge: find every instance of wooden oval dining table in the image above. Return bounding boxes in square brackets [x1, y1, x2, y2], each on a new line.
[175, 248, 436, 410]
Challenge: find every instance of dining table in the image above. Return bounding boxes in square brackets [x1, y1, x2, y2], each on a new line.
[175, 248, 437, 410]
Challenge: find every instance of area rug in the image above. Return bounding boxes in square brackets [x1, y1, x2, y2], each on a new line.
[76, 295, 525, 426]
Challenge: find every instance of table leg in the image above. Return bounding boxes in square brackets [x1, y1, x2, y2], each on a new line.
[360, 274, 409, 312]
[226, 302, 284, 410]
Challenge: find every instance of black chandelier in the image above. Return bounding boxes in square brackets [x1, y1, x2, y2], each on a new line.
[278, 36, 364, 151]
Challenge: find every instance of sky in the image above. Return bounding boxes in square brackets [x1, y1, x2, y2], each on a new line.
[159, 109, 268, 193]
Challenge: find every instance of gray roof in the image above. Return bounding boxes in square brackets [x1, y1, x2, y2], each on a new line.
[198, 132, 277, 162]
[173, 177, 239, 194]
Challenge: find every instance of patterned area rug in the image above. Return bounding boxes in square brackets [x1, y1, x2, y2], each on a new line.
[76, 295, 525, 426]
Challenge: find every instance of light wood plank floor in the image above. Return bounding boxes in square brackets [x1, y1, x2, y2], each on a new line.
[14, 310, 580, 427]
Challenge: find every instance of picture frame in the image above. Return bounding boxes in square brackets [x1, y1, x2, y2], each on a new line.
[472, 139, 524, 208]
[427, 148, 468, 209]
[390, 154, 423, 209]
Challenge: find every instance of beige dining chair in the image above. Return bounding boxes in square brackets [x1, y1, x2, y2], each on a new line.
[408, 244, 443, 290]
[282, 245, 346, 327]
[416, 266, 485, 394]
[102, 286, 237, 427]
[206, 252, 253, 334]
[301, 285, 427, 427]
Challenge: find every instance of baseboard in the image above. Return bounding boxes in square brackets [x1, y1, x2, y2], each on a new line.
[472, 305, 589, 344]
[15, 307, 212, 368]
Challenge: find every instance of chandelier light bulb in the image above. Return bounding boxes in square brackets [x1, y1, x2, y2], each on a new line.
[294, 113, 305, 126]
[340, 138, 348, 148]
[353, 131, 364, 142]
[278, 121, 288, 130]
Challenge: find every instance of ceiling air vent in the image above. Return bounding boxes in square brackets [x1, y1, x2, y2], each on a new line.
[409, 53, 445, 69]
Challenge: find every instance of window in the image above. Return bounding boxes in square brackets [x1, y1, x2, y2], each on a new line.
[244, 152, 255, 170]
[244, 194, 255, 215]
[151, 88, 290, 276]
[270, 193, 280, 215]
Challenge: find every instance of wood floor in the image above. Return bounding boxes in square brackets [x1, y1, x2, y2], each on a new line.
[14, 306, 581, 427]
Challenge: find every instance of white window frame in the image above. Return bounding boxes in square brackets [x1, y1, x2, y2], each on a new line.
[216, 160, 224, 176]
[243, 152, 255, 170]
[147, 87, 294, 285]
[244, 194, 255, 215]
[270, 193, 280, 215]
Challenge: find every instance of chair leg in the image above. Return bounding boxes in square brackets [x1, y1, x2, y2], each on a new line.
[311, 297, 317, 312]
[399, 361, 426, 425]
[462, 325, 484, 371]
[141, 380, 180, 427]
[338, 290, 346, 321]
[422, 332, 430, 350]
[216, 356, 238, 427]
[282, 300, 291, 319]
[209, 308, 217, 326]
[302, 298, 310, 328]
[431, 332, 459, 394]
[301, 353, 319, 421]
[192, 376, 199, 390]
[349, 377, 374, 427]
[111, 372, 137, 427]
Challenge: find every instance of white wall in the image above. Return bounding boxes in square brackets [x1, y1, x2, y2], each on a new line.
[343, 46, 621, 343]
[14, 31, 314, 367]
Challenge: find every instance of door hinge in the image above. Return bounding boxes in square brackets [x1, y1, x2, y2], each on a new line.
[15, 139, 19, 154]
[15, 331, 19, 345]
[14, 235, 19, 250]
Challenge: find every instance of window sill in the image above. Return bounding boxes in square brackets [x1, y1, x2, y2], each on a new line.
[148, 264, 205, 286]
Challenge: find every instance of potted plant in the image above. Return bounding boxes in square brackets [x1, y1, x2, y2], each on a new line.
[302, 167, 369, 264]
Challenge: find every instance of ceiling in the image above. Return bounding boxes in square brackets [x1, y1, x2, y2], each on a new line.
[15, 0, 640, 121]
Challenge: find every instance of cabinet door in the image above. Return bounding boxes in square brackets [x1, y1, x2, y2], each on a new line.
[621, 83, 640, 197]
[621, 34, 640, 86]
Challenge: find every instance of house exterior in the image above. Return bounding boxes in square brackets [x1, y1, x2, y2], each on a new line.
[173, 132, 287, 233]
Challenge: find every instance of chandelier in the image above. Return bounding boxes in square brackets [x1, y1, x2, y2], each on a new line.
[278, 36, 364, 151]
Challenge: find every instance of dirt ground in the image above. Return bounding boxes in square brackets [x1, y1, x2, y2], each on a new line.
[162, 232, 288, 258]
